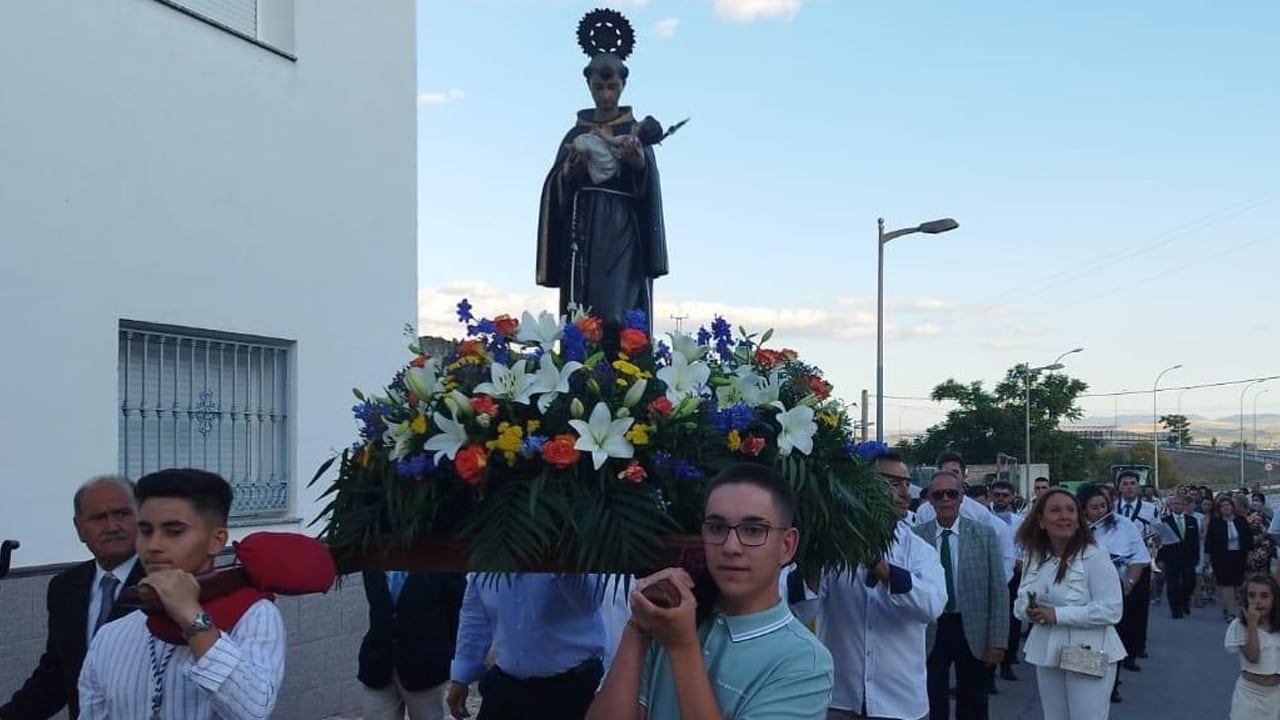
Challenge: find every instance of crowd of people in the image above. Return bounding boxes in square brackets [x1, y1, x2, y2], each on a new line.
[3, 461, 1279, 720]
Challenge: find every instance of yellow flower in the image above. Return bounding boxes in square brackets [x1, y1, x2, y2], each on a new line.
[817, 412, 838, 428]
[727, 429, 742, 452]
[410, 414, 428, 435]
[616, 378, 628, 387]
[485, 421, 524, 467]
[526, 419, 541, 433]
[612, 359, 652, 379]
[624, 424, 651, 447]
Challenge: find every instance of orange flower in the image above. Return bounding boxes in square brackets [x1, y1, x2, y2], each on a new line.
[754, 348, 784, 371]
[648, 397, 674, 418]
[617, 460, 647, 484]
[454, 444, 488, 486]
[780, 348, 799, 361]
[575, 316, 604, 343]
[807, 376, 831, 400]
[542, 433, 581, 469]
[470, 395, 499, 417]
[458, 339, 486, 359]
[741, 435, 766, 457]
[493, 314, 519, 338]
[619, 328, 649, 357]
[409, 355, 427, 368]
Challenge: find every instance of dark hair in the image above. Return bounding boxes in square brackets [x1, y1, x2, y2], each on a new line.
[135, 468, 233, 527]
[935, 451, 966, 474]
[1242, 573, 1280, 630]
[990, 480, 1015, 494]
[705, 463, 796, 527]
[966, 484, 990, 500]
[1016, 488, 1093, 584]
[73, 475, 136, 516]
[1116, 470, 1140, 483]
[1033, 476, 1050, 485]
[1075, 484, 1115, 530]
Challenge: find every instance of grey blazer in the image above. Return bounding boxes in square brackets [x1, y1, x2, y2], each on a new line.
[913, 517, 1010, 658]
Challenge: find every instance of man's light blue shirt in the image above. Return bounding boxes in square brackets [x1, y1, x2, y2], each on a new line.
[450, 573, 605, 684]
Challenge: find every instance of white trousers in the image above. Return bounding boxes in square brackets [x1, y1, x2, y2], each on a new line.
[1034, 662, 1118, 720]
[362, 672, 447, 720]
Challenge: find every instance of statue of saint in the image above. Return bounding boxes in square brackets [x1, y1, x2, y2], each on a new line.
[536, 9, 671, 339]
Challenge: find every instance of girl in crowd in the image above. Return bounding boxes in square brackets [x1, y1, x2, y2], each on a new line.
[1209, 495, 1255, 622]
[1224, 573, 1280, 719]
[1015, 489, 1125, 720]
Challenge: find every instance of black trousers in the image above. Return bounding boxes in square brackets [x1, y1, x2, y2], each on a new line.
[1165, 558, 1196, 615]
[1002, 570, 1021, 669]
[1117, 567, 1152, 658]
[928, 614, 989, 720]
[476, 658, 603, 720]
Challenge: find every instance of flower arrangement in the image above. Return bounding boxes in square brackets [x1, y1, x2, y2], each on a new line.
[313, 300, 897, 576]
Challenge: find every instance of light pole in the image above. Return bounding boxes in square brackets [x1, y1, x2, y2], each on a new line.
[1152, 364, 1182, 490]
[876, 216, 958, 443]
[1241, 379, 1268, 486]
[1023, 347, 1082, 496]
[1254, 388, 1270, 448]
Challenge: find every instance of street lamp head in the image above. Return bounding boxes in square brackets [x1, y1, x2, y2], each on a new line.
[918, 218, 959, 234]
[1069, 347, 1084, 354]
[1045, 363, 1064, 372]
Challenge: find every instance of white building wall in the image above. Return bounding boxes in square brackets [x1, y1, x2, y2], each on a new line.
[0, 0, 417, 565]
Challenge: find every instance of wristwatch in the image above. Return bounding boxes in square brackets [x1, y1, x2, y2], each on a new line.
[183, 611, 215, 640]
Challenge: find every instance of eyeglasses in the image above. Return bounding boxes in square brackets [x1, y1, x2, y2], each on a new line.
[701, 520, 780, 547]
[930, 489, 961, 501]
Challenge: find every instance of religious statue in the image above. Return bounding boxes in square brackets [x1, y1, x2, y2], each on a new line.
[536, 9, 684, 340]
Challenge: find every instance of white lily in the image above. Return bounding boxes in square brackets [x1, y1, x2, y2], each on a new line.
[772, 402, 817, 456]
[622, 378, 649, 409]
[403, 358, 445, 401]
[569, 401, 635, 470]
[742, 368, 783, 407]
[382, 418, 417, 462]
[472, 359, 537, 405]
[667, 331, 708, 363]
[423, 411, 469, 463]
[656, 352, 711, 405]
[529, 353, 583, 413]
[515, 310, 563, 348]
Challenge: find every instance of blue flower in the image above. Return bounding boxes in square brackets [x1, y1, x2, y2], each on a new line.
[851, 440, 891, 461]
[710, 316, 732, 341]
[395, 453, 432, 478]
[521, 434, 548, 458]
[711, 403, 758, 434]
[673, 460, 702, 481]
[655, 340, 672, 363]
[456, 298, 474, 324]
[591, 359, 616, 388]
[562, 323, 587, 362]
[625, 309, 648, 331]
[352, 401, 383, 441]
[653, 451, 671, 468]
[696, 326, 712, 346]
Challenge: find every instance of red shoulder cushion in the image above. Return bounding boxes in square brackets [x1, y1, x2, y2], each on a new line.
[233, 532, 337, 595]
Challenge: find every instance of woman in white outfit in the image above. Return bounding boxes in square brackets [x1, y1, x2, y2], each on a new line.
[1015, 488, 1126, 720]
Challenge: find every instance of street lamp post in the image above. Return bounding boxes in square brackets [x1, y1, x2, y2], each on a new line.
[1152, 364, 1182, 490]
[1023, 347, 1083, 496]
[876, 216, 958, 443]
[1254, 388, 1270, 449]
[1241, 379, 1268, 486]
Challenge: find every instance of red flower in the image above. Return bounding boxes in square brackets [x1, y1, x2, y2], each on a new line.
[542, 434, 581, 469]
[619, 328, 649, 357]
[458, 339, 486, 359]
[470, 395, 499, 417]
[493, 314, 519, 338]
[407, 391, 421, 407]
[454, 444, 489, 486]
[648, 397, 674, 418]
[754, 348, 784, 371]
[575, 316, 604, 343]
[617, 460, 647, 484]
[409, 356, 427, 368]
[741, 435, 766, 457]
[807, 376, 831, 400]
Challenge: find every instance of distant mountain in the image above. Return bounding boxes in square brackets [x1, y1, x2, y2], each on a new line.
[1069, 414, 1280, 449]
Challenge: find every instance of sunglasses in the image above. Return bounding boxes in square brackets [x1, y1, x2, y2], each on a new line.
[930, 489, 961, 501]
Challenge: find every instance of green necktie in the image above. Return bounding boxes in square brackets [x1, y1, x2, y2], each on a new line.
[941, 529, 957, 612]
[1175, 515, 1184, 540]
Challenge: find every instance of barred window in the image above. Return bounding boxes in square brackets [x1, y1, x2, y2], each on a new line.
[118, 322, 293, 518]
[153, 0, 296, 58]
[163, 0, 258, 37]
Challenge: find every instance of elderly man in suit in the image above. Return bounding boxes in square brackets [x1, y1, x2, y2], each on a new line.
[1, 475, 144, 720]
[913, 470, 1009, 720]
[1157, 495, 1201, 619]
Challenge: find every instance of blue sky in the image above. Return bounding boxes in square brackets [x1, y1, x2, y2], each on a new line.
[415, 0, 1280, 437]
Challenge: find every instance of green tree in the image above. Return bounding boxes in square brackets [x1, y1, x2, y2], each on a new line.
[1159, 414, 1192, 446]
[902, 366, 1097, 482]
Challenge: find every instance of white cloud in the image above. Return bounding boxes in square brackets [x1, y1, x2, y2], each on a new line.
[711, 0, 801, 22]
[417, 89, 465, 106]
[654, 18, 680, 38]
[418, 281, 946, 342]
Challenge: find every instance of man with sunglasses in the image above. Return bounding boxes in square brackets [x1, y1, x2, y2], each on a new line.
[588, 463, 834, 720]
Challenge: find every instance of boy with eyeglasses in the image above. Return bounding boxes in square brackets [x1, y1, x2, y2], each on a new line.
[587, 463, 834, 720]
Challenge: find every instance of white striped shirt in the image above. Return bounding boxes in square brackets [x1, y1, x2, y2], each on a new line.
[78, 600, 285, 720]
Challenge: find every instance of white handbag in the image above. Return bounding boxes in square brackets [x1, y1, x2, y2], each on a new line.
[1058, 628, 1108, 677]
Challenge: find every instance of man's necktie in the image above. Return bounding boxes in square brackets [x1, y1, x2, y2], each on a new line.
[94, 574, 120, 635]
[1175, 515, 1184, 540]
[387, 571, 407, 604]
[1124, 503, 1133, 518]
[940, 529, 957, 612]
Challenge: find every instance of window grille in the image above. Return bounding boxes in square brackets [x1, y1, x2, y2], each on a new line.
[118, 322, 292, 517]
[165, 0, 258, 38]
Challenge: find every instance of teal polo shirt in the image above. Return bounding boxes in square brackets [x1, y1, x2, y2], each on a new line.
[638, 599, 834, 719]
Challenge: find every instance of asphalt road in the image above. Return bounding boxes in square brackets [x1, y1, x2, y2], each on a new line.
[991, 601, 1241, 720]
